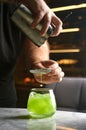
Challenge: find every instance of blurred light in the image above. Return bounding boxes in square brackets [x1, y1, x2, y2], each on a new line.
[51, 3, 86, 12]
[57, 125, 77, 130]
[58, 59, 78, 65]
[78, 16, 83, 20]
[23, 77, 31, 83]
[61, 28, 80, 33]
[50, 49, 80, 53]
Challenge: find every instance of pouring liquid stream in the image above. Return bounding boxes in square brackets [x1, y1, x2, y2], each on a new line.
[40, 73, 43, 87]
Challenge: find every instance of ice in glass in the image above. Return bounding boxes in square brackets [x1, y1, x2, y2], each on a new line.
[27, 88, 56, 118]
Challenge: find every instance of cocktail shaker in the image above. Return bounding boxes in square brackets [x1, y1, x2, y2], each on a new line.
[11, 4, 53, 47]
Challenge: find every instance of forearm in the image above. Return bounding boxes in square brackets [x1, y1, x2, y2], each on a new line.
[24, 39, 50, 69]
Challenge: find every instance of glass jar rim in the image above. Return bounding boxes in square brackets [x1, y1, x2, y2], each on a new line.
[31, 88, 53, 92]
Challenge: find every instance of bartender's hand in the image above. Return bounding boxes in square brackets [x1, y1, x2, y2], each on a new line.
[32, 60, 64, 84]
[21, 0, 63, 36]
[3, 0, 62, 36]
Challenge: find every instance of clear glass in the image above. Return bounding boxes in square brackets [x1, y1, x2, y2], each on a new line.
[30, 68, 51, 87]
[27, 88, 56, 118]
[28, 116, 56, 130]
[30, 68, 51, 74]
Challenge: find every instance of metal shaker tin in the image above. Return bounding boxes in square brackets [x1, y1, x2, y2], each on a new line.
[11, 4, 53, 47]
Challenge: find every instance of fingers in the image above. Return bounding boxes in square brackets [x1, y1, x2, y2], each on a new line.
[51, 15, 63, 37]
[34, 66, 65, 84]
[26, 0, 63, 37]
[47, 66, 65, 82]
[31, 12, 44, 29]
[33, 60, 64, 84]
[48, 66, 63, 76]
[34, 72, 64, 84]
[31, 11, 51, 36]
[30, 5, 62, 37]
[32, 13, 62, 37]
[40, 13, 51, 36]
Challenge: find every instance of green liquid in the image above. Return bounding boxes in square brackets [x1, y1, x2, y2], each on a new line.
[27, 92, 56, 118]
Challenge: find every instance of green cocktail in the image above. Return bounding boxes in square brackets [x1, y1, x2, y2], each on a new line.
[27, 88, 56, 118]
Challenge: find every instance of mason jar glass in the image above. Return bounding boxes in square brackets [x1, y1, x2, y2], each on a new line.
[27, 88, 56, 118]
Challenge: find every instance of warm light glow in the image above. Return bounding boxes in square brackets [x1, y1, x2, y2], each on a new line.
[61, 28, 80, 33]
[51, 3, 86, 12]
[58, 59, 78, 65]
[57, 125, 77, 130]
[50, 49, 80, 53]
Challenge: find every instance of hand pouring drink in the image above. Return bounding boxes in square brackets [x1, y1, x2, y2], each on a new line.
[27, 68, 56, 118]
[11, 4, 53, 47]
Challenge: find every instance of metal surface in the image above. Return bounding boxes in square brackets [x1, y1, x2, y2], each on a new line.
[11, 4, 53, 47]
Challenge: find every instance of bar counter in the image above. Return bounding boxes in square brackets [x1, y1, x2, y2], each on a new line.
[0, 108, 86, 130]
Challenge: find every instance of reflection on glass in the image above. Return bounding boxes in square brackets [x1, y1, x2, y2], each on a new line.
[28, 117, 56, 130]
